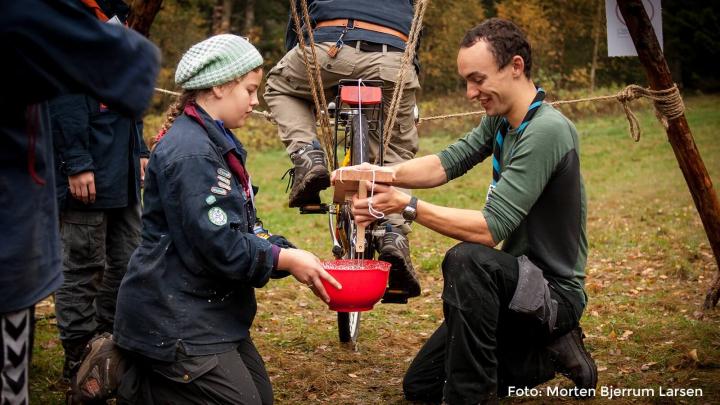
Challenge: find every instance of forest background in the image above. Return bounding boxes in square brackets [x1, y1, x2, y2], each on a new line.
[145, 0, 719, 110]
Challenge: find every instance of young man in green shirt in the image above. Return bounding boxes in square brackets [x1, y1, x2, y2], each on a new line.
[346, 18, 597, 403]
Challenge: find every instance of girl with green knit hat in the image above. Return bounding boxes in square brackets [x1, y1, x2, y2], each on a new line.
[112, 34, 340, 404]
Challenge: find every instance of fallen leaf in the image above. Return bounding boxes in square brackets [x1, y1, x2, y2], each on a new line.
[640, 362, 657, 371]
[348, 373, 358, 378]
[618, 330, 634, 341]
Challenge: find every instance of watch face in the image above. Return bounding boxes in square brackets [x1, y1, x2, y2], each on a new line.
[403, 196, 418, 221]
[403, 207, 417, 221]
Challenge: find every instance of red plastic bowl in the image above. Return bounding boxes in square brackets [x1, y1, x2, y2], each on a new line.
[320, 259, 390, 312]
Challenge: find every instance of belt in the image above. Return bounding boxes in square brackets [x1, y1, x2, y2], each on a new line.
[345, 40, 404, 53]
[315, 19, 409, 42]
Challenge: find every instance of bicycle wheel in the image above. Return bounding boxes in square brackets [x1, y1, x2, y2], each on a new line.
[336, 113, 374, 344]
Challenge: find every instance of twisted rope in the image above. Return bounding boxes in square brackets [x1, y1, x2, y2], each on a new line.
[418, 84, 685, 142]
[153, 83, 685, 143]
[378, 0, 429, 164]
[289, 0, 335, 167]
[154, 87, 275, 123]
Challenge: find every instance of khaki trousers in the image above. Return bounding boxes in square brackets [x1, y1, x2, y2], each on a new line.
[265, 41, 420, 232]
[264, 41, 420, 163]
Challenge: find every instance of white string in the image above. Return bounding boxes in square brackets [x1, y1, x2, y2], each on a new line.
[354, 79, 382, 218]
[357, 79, 364, 164]
[367, 169, 385, 219]
[335, 167, 385, 220]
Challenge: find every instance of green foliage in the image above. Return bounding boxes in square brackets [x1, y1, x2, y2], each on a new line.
[417, 0, 486, 93]
[143, 0, 719, 109]
[148, 0, 215, 114]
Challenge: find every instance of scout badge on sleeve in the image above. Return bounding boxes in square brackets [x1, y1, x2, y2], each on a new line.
[211, 186, 228, 196]
[208, 207, 228, 226]
[217, 167, 232, 179]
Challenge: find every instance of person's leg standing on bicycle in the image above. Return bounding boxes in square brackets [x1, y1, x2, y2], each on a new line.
[264, 0, 422, 301]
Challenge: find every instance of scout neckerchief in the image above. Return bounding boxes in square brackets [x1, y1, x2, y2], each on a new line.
[80, 0, 110, 21]
[487, 87, 545, 201]
[183, 103, 253, 201]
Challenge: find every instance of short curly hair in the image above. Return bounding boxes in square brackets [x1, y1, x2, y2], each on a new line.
[460, 18, 532, 78]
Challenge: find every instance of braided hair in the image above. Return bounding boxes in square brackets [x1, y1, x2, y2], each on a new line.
[153, 90, 199, 148]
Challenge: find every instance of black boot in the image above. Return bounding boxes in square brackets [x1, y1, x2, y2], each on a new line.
[378, 226, 421, 304]
[286, 140, 330, 208]
[546, 327, 597, 397]
[61, 336, 92, 382]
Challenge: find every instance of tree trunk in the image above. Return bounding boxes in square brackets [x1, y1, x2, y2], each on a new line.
[589, 0, 602, 92]
[617, 0, 720, 310]
[243, 0, 255, 35]
[127, 0, 163, 38]
[220, 0, 233, 33]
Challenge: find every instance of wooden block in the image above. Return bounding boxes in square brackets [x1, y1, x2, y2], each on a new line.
[332, 167, 394, 203]
[333, 167, 394, 183]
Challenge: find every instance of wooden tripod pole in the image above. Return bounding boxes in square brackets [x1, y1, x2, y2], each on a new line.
[617, 0, 720, 309]
[127, 0, 164, 38]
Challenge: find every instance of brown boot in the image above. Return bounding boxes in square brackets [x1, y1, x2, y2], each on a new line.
[378, 226, 421, 304]
[285, 141, 330, 208]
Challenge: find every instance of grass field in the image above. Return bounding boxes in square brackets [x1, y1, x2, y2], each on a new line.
[31, 94, 720, 404]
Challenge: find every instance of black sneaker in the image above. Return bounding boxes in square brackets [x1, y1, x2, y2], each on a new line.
[378, 226, 421, 304]
[285, 141, 330, 208]
[546, 327, 597, 397]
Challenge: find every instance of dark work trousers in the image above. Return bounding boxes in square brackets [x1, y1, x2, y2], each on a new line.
[1, 306, 34, 405]
[118, 338, 273, 405]
[55, 204, 141, 357]
[403, 243, 584, 404]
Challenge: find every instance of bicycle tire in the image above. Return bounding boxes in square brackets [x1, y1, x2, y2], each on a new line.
[337, 113, 373, 344]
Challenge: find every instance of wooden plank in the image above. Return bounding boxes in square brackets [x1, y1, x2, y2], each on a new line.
[618, 0, 720, 309]
[333, 167, 393, 203]
[333, 167, 394, 183]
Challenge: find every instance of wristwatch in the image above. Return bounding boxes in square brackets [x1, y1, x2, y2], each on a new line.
[402, 196, 418, 222]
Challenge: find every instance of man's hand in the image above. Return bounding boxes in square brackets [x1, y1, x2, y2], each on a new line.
[68, 171, 96, 204]
[140, 157, 149, 188]
[351, 183, 411, 227]
[278, 249, 342, 303]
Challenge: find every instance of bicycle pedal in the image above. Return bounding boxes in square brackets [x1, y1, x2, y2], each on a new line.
[299, 203, 329, 214]
[381, 289, 409, 304]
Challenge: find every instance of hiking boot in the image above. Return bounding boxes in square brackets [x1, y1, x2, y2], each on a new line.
[68, 333, 128, 404]
[378, 226, 421, 304]
[546, 327, 597, 397]
[285, 140, 330, 208]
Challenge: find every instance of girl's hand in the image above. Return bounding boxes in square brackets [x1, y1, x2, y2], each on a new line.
[277, 249, 341, 303]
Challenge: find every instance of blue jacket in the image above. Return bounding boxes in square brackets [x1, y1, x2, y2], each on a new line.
[114, 106, 277, 361]
[0, 0, 159, 313]
[50, 94, 149, 210]
[286, 0, 414, 51]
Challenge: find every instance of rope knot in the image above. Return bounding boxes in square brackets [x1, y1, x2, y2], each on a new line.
[614, 83, 685, 142]
[617, 84, 644, 103]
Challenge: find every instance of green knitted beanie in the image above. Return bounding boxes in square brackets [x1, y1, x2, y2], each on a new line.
[175, 34, 263, 90]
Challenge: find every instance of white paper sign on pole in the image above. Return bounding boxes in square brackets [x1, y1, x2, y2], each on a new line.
[606, 0, 663, 57]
